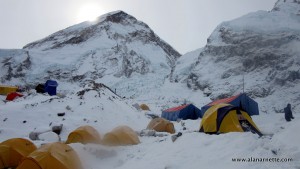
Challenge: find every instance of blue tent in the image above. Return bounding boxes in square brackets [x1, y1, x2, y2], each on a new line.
[161, 104, 202, 121]
[44, 80, 58, 96]
[201, 93, 259, 117]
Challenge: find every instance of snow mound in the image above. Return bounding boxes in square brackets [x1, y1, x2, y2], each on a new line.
[0, 83, 148, 141]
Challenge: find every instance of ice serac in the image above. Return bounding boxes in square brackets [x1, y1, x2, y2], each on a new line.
[0, 49, 30, 84]
[174, 0, 300, 112]
[0, 11, 180, 96]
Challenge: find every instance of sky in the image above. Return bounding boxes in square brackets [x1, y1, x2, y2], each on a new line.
[0, 0, 277, 54]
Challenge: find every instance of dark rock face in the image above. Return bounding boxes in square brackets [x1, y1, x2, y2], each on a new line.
[104, 11, 137, 24]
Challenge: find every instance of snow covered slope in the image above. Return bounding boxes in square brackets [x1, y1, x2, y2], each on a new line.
[174, 0, 300, 113]
[0, 82, 147, 140]
[0, 11, 180, 98]
[0, 10, 206, 112]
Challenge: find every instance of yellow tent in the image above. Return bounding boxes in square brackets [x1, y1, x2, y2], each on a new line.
[66, 125, 101, 144]
[17, 142, 82, 169]
[200, 104, 261, 134]
[147, 118, 175, 134]
[0, 138, 37, 169]
[0, 85, 18, 95]
[102, 126, 140, 146]
[140, 104, 150, 111]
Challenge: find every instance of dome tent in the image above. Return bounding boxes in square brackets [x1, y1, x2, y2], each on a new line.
[200, 104, 262, 136]
[102, 126, 140, 146]
[0, 138, 37, 169]
[17, 142, 82, 169]
[66, 125, 101, 144]
[147, 118, 175, 134]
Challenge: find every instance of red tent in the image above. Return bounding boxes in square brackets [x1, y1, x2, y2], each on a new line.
[201, 93, 259, 116]
[164, 104, 189, 112]
[6, 92, 23, 101]
[207, 95, 240, 106]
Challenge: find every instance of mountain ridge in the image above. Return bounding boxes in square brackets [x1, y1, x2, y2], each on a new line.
[1, 2, 300, 113]
[0, 10, 181, 97]
[174, 0, 300, 113]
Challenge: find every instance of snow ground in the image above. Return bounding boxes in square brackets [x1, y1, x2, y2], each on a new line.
[0, 86, 299, 169]
[73, 116, 300, 169]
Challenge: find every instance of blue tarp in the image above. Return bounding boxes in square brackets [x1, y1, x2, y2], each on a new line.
[161, 104, 202, 121]
[44, 80, 58, 96]
[201, 93, 259, 117]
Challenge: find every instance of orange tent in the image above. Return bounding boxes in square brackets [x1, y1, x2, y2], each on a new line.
[0, 138, 37, 169]
[17, 142, 82, 169]
[102, 126, 140, 146]
[147, 118, 175, 134]
[66, 125, 101, 144]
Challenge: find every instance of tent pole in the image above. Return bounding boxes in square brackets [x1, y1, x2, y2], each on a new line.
[243, 75, 245, 93]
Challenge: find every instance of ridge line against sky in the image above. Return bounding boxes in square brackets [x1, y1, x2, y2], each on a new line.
[0, 0, 277, 54]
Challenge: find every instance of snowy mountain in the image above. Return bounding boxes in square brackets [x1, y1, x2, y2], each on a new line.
[1, 2, 300, 169]
[0, 11, 180, 98]
[174, 0, 300, 113]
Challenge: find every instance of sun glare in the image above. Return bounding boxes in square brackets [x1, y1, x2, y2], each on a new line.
[77, 3, 104, 22]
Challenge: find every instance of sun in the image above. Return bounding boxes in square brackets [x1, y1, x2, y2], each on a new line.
[77, 3, 104, 22]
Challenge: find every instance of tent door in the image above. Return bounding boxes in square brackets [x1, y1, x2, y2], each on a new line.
[239, 120, 263, 137]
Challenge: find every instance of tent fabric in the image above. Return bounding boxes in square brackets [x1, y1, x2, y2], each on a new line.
[0, 138, 37, 169]
[66, 125, 101, 144]
[6, 92, 23, 101]
[140, 104, 150, 111]
[102, 126, 140, 146]
[44, 80, 58, 96]
[146, 118, 175, 134]
[35, 84, 45, 93]
[200, 104, 261, 134]
[201, 93, 259, 117]
[164, 104, 189, 112]
[0, 85, 18, 95]
[207, 95, 239, 106]
[161, 104, 202, 121]
[16, 142, 82, 169]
